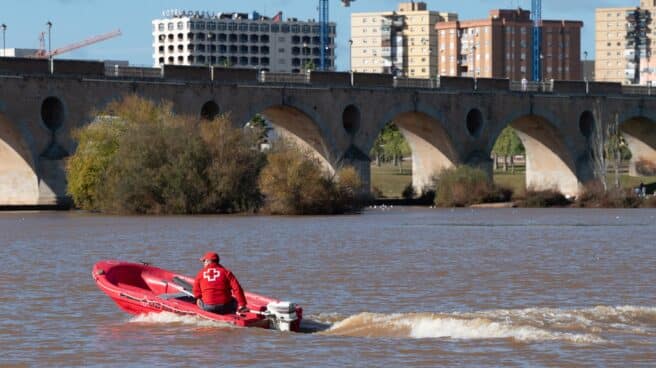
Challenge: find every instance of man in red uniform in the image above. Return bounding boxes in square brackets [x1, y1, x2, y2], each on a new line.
[193, 252, 248, 315]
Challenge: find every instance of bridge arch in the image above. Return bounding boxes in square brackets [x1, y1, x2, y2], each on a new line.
[0, 114, 39, 205]
[495, 111, 579, 196]
[616, 110, 656, 176]
[243, 102, 337, 174]
[371, 104, 459, 192]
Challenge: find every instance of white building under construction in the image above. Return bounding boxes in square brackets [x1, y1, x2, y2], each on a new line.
[152, 10, 336, 73]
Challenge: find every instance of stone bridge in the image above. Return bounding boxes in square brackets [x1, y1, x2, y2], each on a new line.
[0, 57, 655, 206]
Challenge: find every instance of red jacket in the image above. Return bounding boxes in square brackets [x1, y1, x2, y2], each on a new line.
[192, 264, 247, 307]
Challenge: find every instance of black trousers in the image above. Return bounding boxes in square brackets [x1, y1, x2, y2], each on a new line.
[198, 298, 237, 315]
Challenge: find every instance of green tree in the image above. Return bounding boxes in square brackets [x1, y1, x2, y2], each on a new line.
[370, 122, 411, 171]
[246, 114, 273, 149]
[66, 116, 125, 209]
[492, 126, 525, 172]
[303, 60, 316, 72]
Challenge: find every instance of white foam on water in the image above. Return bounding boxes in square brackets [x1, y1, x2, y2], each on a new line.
[405, 316, 603, 343]
[129, 312, 234, 328]
[324, 305, 656, 343]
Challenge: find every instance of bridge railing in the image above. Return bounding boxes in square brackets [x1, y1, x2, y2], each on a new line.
[509, 80, 554, 93]
[621, 84, 656, 96]
[259, 71, 310, 84]
[393, 77, 439, 89]
[104, 65, 163, 79]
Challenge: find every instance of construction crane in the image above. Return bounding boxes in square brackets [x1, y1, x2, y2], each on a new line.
[319, 0, 355, 71]
[531, 0, 542, 81]
[32, 29, 122, 59]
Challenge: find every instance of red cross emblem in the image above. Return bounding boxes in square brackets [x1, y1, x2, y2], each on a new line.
[203, 268, 221, 282]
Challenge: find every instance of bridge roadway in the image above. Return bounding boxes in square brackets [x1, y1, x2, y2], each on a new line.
[0, 57, 655, 206]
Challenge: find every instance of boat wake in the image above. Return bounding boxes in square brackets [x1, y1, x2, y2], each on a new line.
[129, 311, 235, 328]
[309, 305, 656, 343]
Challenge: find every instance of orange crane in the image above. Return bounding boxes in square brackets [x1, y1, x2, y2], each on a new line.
[32, 29, 122, 58]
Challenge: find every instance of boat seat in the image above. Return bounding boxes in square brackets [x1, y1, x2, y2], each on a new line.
[172, 276, 193, 292]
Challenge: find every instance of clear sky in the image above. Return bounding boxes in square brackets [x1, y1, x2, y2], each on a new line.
[0, 0, 638, 69]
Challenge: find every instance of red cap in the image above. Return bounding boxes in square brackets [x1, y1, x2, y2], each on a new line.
[200, 252, 219, 262]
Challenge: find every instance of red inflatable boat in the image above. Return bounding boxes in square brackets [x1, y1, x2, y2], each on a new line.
[92, 260, 302, 332]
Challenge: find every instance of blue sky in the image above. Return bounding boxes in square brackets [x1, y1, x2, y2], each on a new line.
[0, 0, 638, 69]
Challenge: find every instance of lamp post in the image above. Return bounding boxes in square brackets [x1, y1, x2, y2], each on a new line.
[348, 39, 353, 72]
[46, 21, 53, 74]
[583, 50, 589, 94]
[1, 24, 6, 57]
[472, 45, 476, 79]
[539, 53, 544, 82]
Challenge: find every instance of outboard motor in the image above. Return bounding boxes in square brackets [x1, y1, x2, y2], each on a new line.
[265, 301, 298, 332]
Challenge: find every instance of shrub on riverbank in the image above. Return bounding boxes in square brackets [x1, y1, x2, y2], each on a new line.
[574, 181, 642, 208]
[514, 188, 571, 207]
[66, 95, 264, 214]
[433, 166, 512, 207]
[635, 158, 656, 176]
[258, 142, 365, 214]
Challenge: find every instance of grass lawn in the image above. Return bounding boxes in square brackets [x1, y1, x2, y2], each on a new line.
[493, 171, 526, 196]
[373, 162, 656, 200]
[371, 162, 412, 198]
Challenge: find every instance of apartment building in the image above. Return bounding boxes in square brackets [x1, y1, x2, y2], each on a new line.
[596, 1, 656, 84]
[152, 10, 336, 73]
[436, 9, 583, 81]
[350, 2, 457, 78]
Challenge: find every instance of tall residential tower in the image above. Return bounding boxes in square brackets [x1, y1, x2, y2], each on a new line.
[436, 9, 582, 81]
[595, 1, 656, 84]
[350, 2, 457, 78]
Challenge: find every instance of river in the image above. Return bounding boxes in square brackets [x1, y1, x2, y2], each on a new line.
[1, 208, 655, 367]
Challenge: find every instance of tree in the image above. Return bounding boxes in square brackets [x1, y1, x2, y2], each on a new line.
[303, 60, 315, 73]
[492, 126, 525, 173]
[591, 103, 622, 191]
[369, 122, 411, 171]
[66, 95, 265, 214]
[246, 114, 273, 150]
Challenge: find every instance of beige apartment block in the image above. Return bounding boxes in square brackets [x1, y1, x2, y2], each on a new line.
[595, 7, 637, 82]
[596, 1, 656, 84]
[350, 2, 456, 78]
[436, 9, 582, 81]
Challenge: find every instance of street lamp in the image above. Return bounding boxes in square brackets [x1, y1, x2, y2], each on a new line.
[583, 51, 589, 94]
[348, 39, 353, 72]
[1, 24, 6, 57]
[46, 21, 52, 54]
[46, 21, 53, 74]
[539, 53, 544, 82]
[472, 45, 477, 79]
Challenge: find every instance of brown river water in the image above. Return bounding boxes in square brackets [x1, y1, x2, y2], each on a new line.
[1, 208, 655, 367]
